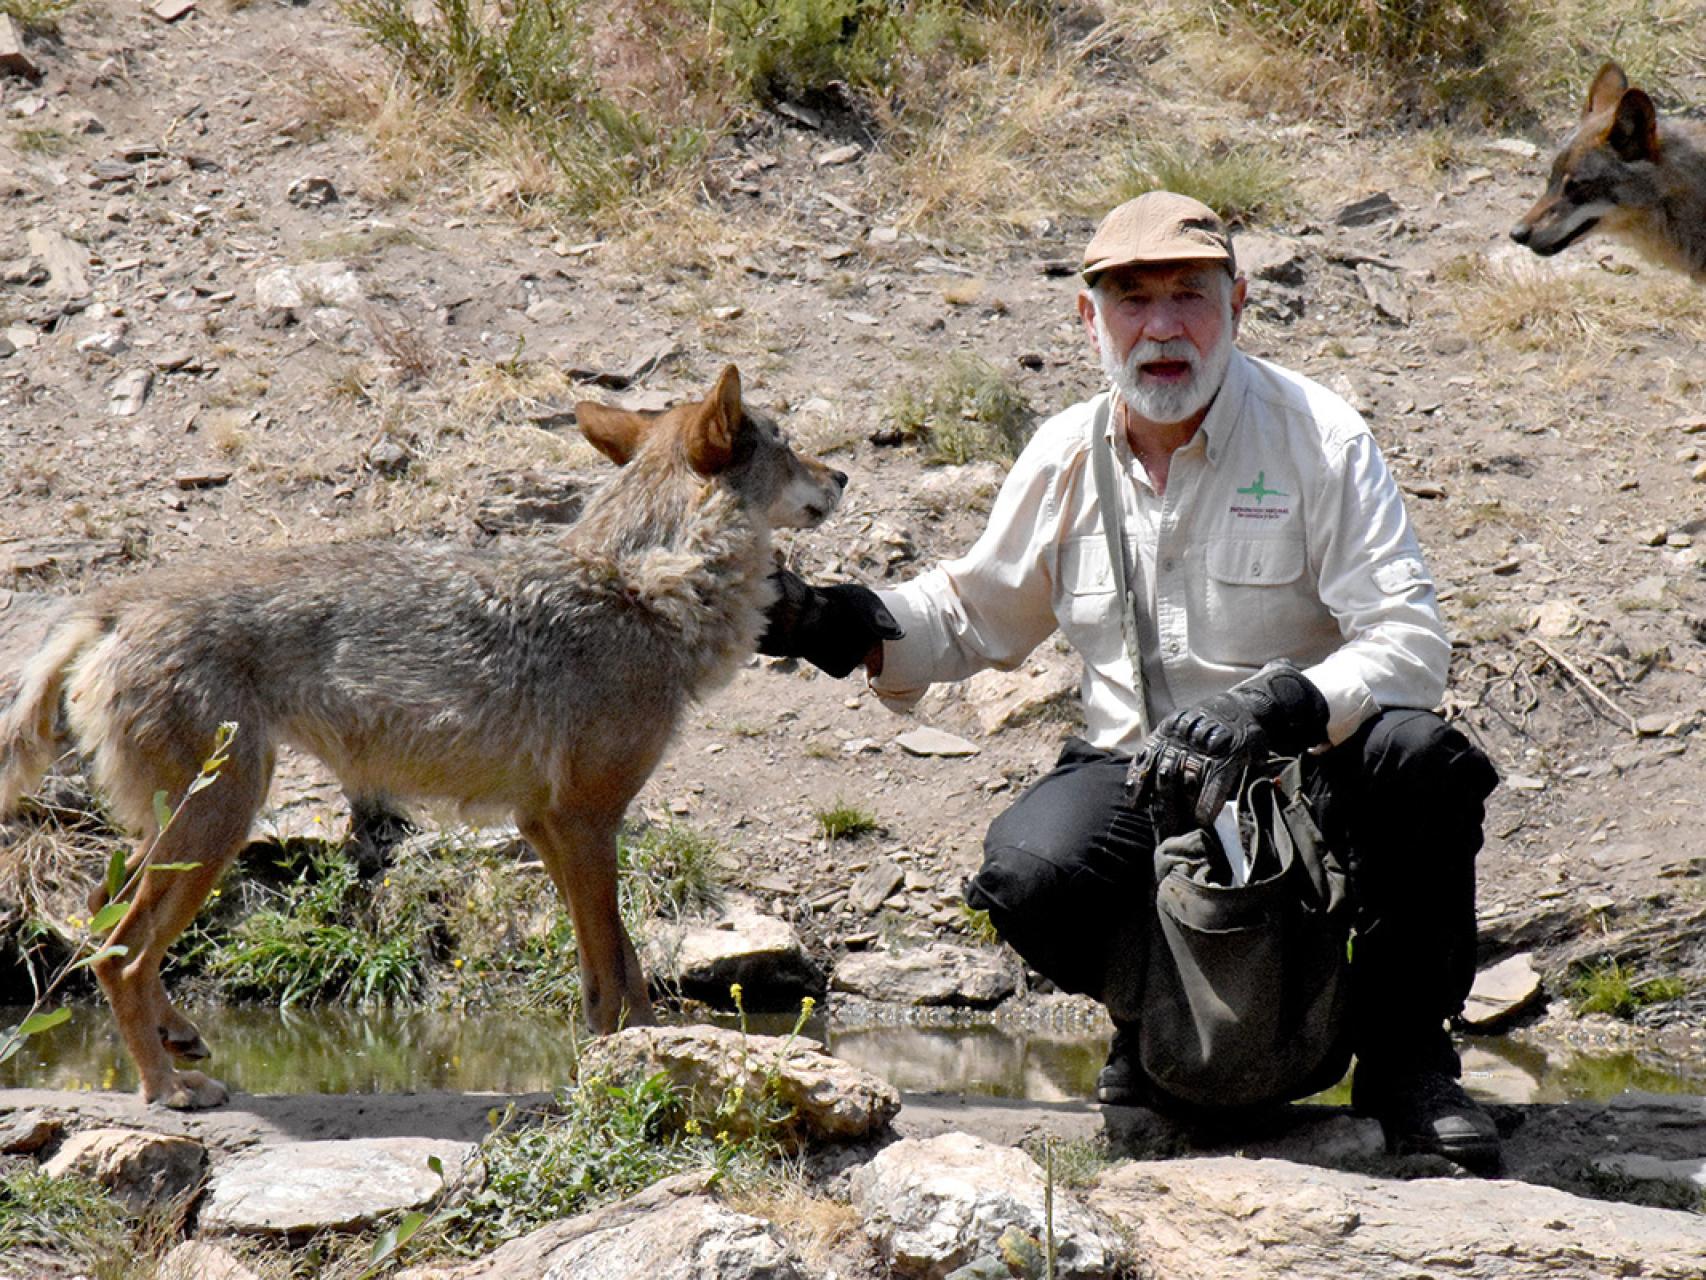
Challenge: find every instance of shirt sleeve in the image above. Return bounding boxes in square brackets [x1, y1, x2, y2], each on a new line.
[1302, 432, 1451, 744]
[869, 428, 1068, 710]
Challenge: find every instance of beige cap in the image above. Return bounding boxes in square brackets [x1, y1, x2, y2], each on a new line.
[1081, 191, 1236, 282]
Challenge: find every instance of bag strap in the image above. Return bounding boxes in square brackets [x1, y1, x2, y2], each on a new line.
[1089, 396, 1151, 739]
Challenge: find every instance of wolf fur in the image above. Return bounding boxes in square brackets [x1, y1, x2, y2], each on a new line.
[1512, 61, 1706, 280]
[0, 364, 845, 1109]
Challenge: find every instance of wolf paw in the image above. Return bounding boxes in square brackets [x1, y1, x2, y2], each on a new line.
[149, 1070, 229, 1110]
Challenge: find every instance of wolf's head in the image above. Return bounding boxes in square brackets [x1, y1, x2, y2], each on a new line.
[575, 365, 845, 532]
[1511, 61, 1661, 258]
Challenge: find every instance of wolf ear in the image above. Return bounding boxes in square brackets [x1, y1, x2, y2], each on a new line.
[684, 364, 744, 476]
[1608, 87, 1659, 161]
[577, 401, 651, 465]
[1585, 61, 1629, 117]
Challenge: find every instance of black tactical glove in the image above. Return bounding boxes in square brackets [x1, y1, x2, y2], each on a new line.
[1126, 660, 1330, 834]
[757, 566, 904, 678]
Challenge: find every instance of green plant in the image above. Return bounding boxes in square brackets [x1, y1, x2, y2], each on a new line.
[0, 0, 76, 35]
[1104, 138, 1294, 227]
[698, 0, 910, 106]
[1571, 958, 1688, 1019]
[0, 1168, 132, 1269]
[956, 903, 1001, 945]
[13, 126, 71, 156]
[193, 841, 429, 1007]
[620, 822, 726, 918]
[885, 352, 1035, 465]
[814, 801, 878, 841]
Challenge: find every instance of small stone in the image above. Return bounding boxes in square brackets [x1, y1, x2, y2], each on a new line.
[1505, 773, 1546, 792]
[709, 305, 742, 321]
[1692, 462, 1706, 484]
[1485, 137, 1540, 159]
[366, 437, 411, 475]
[287, 175, 338, 207]
[76, 328, 130, 357]
[0, 1108, 61, 1154]
[1461, 952, 1542, 1030]
[815, 143, 862, 166]
[150, 0, 197, 20]
[869, 226, 900, 244]
[109, 368, 153, 416]
[850, 859, 905, 914]
[174, 467, 233, 490]
[1636, 713, 1675, 737]
[1638, 526, 1668, 547]
[1335, 191, 1399, 226]
[1677, 416, 1706, 435]
[44, 1128, 207, 1214]
[895, 727, 980, 757]
[844, 310, 880, 326]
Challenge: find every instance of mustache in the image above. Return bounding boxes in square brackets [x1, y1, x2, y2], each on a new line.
[1125, 339, 1201, 374]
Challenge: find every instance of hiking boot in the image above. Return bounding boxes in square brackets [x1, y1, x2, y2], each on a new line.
[1095, 1026, 1155, 1107]
[1352, 1063, 1501, 1173]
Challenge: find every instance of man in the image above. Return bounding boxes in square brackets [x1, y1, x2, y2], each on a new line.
[760, 192, 1501, 1170]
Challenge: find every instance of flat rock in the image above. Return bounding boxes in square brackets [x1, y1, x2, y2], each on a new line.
[1354, 262, 1410, 324]
[0, 15, 39, 79]
[1090, 1156, 1706, 1278]
[1235, 231, 1307, 285]
[851, 1131, 1121, 1279]
[1335, 191, 1399, 226]
[578, 1024, 898, 1148]
[42, 1127, 207, 1213]
[109, 368, 153, 416]
[642, 893, 822, 1008]
[1461, 952, 1543, 1030]
[849, 858, 905, 914]
[25, 227, 91, 298]
[831, 943, 1015, 1008]
[960, 651, 1077, 735]
[0, 1106, 60, 1154]
[395, 1174, 807, 1280]
[198, 1136, 477, 1236]
[895, 727, 980, 758]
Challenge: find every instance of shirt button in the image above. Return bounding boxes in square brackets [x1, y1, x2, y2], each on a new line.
[1251, 563, 1262, 577]
[1167, 640, 1182, 656]
[1162, 558, 1176, 573]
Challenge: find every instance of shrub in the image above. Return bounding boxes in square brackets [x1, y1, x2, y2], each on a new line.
[1571, 958, 1688, 1020]
[814, 802, 878, 841]
[885, 352, 1035, 465]
[1103, 138, 1294, 228]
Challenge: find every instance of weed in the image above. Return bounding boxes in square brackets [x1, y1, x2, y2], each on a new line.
[1023, 1134, 1114, 1189]
[0, 0, 75, 35]
[697, 0, 910, 107]
[299, 225, 429, 263]
[815, 802, 877, 841]
[621, 822, 726, 918]
[0, 1169, 133, 1272]
[13, 126, 71, 156]
[1103, 138, 1294, 227]
[187, 841, 431, 1007]
[956, 903, 1000, 945]
[1571, 958, 1688, 1019]
[884, 352, 1035, 466]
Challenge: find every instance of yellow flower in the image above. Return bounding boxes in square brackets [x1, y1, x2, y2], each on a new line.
[452, 958, 464, 970]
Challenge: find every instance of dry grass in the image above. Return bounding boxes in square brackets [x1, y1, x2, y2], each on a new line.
[1151, 0, 1706, 126]
[1451, 257, 1706, 355]
[722, 1168, 861, 1273]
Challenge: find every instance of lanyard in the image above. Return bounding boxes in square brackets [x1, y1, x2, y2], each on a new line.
[1088, 396, 1151, 739]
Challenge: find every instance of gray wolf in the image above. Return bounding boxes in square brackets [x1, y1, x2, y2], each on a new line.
[1511, 61, 1706, 280]
[0, 364, 844, 1109]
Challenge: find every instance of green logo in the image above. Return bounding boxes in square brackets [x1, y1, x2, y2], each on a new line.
[1236, 471, 1288, 504]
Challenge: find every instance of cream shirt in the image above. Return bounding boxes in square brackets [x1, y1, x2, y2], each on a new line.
[871, 349, 1449, 751]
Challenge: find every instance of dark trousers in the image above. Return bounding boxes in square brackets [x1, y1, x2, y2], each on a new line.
[964, 709, 1499, 1070]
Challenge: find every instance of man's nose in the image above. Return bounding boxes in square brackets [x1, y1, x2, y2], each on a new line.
[1138, 301, 1186, 343]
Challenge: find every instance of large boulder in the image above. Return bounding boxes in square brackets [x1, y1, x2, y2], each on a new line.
[577, 1025, 897, 1148]
[830, 943, 1015, 1008]
[643, 895, 823, 1010]
[396, 1174, 807, 1280]
[42, 1127, 207, 1213]
[198, 1136, 477, 1236]
[1088, 1156, 1706, 1279]
[849, 1131, 1123, 1279]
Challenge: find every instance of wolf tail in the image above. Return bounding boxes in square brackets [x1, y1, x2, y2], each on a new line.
[0, 615, 101, 817]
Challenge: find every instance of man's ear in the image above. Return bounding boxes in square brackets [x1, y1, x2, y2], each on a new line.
[577, 401, 652, 465]
[1229, 273, 1248, 336]
[685, 364, 743, 475]
[1078, 290, 1101, 353]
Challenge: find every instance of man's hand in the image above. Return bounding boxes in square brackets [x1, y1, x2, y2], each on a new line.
[1127, 660, 1329, 832]
[757, 567, 904, 678]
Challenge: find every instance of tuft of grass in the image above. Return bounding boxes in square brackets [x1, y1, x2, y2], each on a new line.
[956, 903, 1001, 946]
[1450, 257, 1706, 355]
[1571, 958, 1688, 1020]
[184, 841, 431, 1007]
[0, 0, 76, 35]
[814, 801, 878, 841]
[621, 822, 726, 919]
[13, 126, 71, 156]
[884, 352, 1035, 466]
[1102, 138, 1295, 227]
[0, 1169, 134, 1273]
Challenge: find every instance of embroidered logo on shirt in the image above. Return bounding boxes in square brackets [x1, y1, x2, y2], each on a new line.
[1231, 470, 1293, 521]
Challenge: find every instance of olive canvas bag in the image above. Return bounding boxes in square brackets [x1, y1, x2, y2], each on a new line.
[1137, 758, 1354, 1109]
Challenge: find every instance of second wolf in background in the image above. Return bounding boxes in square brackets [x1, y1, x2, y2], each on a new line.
[1512, 61, 1706, 281]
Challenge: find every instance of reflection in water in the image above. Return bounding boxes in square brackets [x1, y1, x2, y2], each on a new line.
[3, 1005, 1701, 1104]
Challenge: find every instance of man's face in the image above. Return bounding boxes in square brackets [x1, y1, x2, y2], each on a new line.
[1078, 262, 1246, 427]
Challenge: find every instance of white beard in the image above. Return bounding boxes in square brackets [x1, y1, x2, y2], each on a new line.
[1097, 307, 1233, 426]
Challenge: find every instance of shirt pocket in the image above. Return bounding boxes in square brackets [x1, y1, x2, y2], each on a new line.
[1056, 535, 1119, 646]
[1194, 534, 1325, 666]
